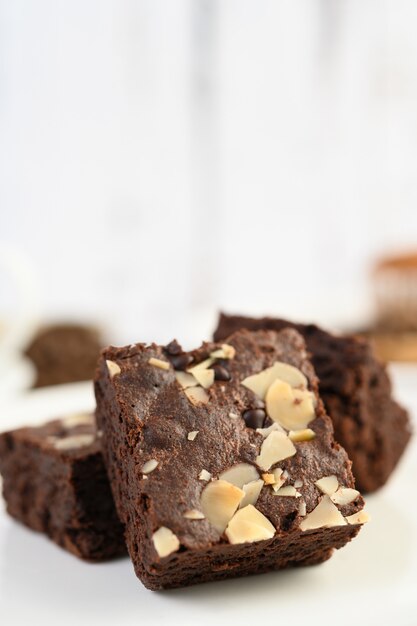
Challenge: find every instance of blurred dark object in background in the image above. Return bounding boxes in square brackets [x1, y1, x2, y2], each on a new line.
[361, 331, 417, 363]
[25, 324, 103, 387]
[363, 252, 417, 362]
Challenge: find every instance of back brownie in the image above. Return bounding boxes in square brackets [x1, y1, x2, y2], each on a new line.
[214, 314, 412, 493]
[0, 414, 125, 561]
[95, 329, 367, 590]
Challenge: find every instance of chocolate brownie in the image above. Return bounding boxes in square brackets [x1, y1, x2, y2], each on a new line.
[95, 329, 367, 590]
[0, 414, 125, 561]
[214, 313, 412, 493]
[25, 324, 103, 387]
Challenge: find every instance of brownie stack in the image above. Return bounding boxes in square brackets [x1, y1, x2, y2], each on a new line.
[0, 314, 410, 591]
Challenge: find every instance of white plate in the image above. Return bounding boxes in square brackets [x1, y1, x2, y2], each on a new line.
[0, 367, 416, 626]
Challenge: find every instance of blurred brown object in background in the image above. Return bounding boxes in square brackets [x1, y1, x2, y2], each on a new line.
[25, 324, 103, 387]
[374, 251, 417, 331]
[361, 330, 417, 363]
[368, 251, 417, 361]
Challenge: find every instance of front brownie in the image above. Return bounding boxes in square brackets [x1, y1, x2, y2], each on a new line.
[0, 414, 125, 561]
[95, 329, 367, 590]
[214, 313, 412, 493]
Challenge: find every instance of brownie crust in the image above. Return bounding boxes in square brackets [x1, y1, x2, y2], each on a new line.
[95, 329, 365, 590]
[0, 416, 125, 561]
[214, 313, 412, 493]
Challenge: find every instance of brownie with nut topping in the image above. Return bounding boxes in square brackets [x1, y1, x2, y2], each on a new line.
[0, 414, 125, 561]
[214, 313, 411, 493]
[95, 329, 367, 590]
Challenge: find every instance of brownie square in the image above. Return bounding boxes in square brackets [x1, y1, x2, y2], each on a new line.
[0, 414, 125, 561]
[214, 313, 412, 493]
[95, 329, 367, 590]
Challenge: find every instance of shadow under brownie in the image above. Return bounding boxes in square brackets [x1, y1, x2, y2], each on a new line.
[95, 329, 367, 590]
[0, 413, 125, 561]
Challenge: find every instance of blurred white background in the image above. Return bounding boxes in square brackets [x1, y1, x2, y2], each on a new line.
[2, 0, 417, 346]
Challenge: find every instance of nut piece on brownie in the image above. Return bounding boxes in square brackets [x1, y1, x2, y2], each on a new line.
[95, 329, 367, 590]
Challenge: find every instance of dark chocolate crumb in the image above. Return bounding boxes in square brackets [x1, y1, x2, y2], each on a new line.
[281, 510, 298, 531]
[165, 340, 182, 356]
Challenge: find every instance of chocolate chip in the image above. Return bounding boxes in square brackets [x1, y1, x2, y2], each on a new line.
[211, 363, 231, 381]
[165, 340, 194, 369]
[251, 398, 265, 410]
[169, 353, 194, 370]
[165, 340, 182, 356]
[242, 409, 266, 429]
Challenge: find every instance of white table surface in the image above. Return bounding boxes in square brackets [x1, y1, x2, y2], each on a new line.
[0, 365, 416, 626]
